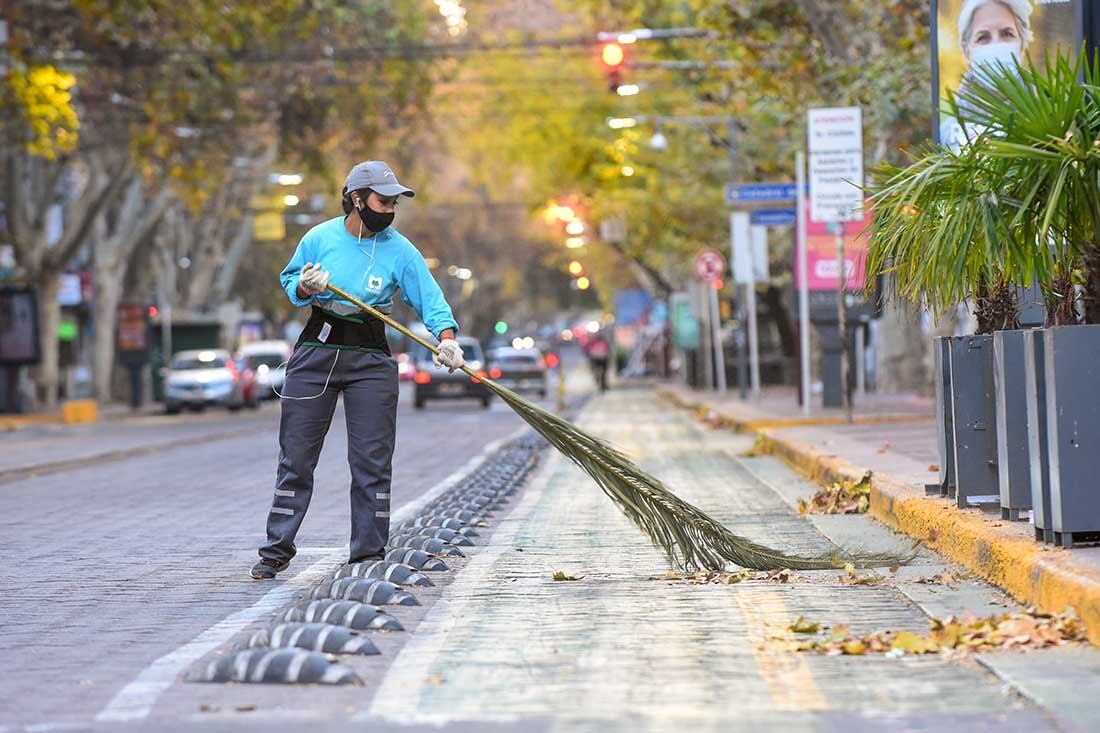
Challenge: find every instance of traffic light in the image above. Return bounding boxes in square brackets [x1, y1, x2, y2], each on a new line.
[600, 42, 626, 93]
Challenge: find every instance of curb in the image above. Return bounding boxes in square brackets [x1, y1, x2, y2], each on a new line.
[658, 387, 1100, 646]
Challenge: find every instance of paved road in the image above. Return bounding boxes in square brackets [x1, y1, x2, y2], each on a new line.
[0, 383, 535, 729]
[5, 380, 1100, 732]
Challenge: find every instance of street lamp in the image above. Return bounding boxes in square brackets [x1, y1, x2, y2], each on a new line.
[649, 130, 669, 151]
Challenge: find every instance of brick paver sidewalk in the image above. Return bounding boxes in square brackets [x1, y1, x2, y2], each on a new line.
[361, 389, 1068, 730]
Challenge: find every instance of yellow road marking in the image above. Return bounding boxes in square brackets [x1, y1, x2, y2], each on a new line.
[736, 589, 830, 712]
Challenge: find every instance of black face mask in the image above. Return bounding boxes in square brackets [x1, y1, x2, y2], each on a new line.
[357, 203, 395, 233]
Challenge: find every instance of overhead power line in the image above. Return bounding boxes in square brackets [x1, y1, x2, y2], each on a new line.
[20, 29, 730, 69]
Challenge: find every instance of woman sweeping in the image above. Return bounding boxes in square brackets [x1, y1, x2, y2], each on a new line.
[251, 161, 464, 579]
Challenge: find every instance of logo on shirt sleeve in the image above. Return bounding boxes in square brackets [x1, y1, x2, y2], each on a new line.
[367, 275, 384, 292]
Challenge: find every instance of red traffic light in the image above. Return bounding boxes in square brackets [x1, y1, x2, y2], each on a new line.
[601, 42, 625, 68]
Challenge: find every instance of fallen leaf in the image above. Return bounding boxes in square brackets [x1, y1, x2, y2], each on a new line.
[767, 568, 792, 583]
[891, 631, 938, 654]
[789, 616, 821, 634]
[842, 640, 867, 655]
[235, 705, 257, 713]
[876, 442, 892, 454]
[798, 472, 872, 515]
[552, 571, 583, 581]
[199, 704, 219, 713]
[888, 564, 900, 574]
[927, 528, 940, 542]
[928, 464, 940, 472]
[424, 675, 446, 685]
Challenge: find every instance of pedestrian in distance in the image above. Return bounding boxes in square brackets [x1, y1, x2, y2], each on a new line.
[251, 161, 464, 580]
[584, 332, 611, 393]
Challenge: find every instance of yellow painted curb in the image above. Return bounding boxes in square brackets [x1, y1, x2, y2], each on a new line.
[660, 387, 1100, 646]
[0, 400, 99, 430]
[61, 399, 99, 424]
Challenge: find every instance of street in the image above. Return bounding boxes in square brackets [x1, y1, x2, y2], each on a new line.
[3, 383, 1099, 731]
[0, 384, 534, 730]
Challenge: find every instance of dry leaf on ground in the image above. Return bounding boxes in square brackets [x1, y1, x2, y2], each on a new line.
[789, 616, 821, 634]
[798, 472, 872, 515]
[793, 607, 1087, 657]
[552, 571, 584, 581]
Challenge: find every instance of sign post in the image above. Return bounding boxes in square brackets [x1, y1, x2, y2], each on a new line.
[795, 152, 811, 417]
[808, 106, 863, 423]
[695, 250, 727, 393]
[731, 212, 762, 400]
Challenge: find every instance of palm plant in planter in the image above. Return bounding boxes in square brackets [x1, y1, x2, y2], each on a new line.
[866, 49, 1100, 544]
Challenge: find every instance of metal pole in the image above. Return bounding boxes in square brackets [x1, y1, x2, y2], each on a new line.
[855, 323, 866, 396]
[745, 232, 761, 399]
[698, 281, 713, 389]
[796, 152, 811, 417]
[836, 223, 852, 423]
[709, 282, 727, 393]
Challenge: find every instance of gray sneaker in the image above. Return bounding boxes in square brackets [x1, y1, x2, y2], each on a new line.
[250, 558, 289, 580]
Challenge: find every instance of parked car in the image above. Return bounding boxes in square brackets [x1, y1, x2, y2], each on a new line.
[238, 340, 292, 399]
[487, 346, 548, 397]
[163, 349, 251, 414]
[410, 336, 492, 409]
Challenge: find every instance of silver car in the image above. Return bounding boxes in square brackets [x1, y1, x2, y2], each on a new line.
[487, 347, 548, 397]
[163, 349, 248, 414]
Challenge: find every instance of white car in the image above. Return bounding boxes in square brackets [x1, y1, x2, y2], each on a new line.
[238, 340, 292, 399]
[163, 349, 249, 413]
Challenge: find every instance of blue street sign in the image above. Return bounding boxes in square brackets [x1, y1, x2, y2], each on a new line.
[750, 208, 797, 226]
[725, 182, 798, 204]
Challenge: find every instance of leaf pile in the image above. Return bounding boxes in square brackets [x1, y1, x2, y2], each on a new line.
[794, 608, 1087, 656]
[798, 472, 872, 515]
[659, 568, 796, 585]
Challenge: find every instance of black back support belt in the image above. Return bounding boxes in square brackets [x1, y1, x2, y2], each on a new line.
[297, 306, 390, 354]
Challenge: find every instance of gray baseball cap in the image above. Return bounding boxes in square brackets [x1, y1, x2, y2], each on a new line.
[343, 160, 415, 198]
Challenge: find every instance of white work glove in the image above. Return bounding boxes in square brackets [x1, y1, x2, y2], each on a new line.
[299, 262, 331, 295]
[433, 338, 465, 373]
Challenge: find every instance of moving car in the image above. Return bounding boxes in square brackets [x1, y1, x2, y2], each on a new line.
[163, 349, 251, 414]
[487, 346, 548, 397]
[238, 340, 292, 399]
[410, 336, 492, 409]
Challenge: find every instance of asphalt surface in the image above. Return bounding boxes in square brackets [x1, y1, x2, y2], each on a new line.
[0, 383, 536, 730]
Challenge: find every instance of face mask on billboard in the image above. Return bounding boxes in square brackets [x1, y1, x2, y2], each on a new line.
[969, 42, 1021, 79]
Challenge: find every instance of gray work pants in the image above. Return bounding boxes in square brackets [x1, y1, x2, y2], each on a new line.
[259, 345, 398, 564]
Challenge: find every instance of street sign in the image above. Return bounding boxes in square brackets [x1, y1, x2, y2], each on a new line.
[730, 212, 766, 285]
[724, 182, 798, 205]
[694, 250, 724, 282]
[807, 106, 863, 223]
[750, 208, 796, 227]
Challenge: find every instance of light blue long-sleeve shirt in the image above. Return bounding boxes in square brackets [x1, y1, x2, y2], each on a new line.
[280, 217, 458, 338]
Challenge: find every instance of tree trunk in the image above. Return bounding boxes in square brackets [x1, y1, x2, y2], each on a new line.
[1082, 246, 1100, 324]
[875, 293, 930, 395]
[34, 273, 61, 409]
[91, 271, 124, 403]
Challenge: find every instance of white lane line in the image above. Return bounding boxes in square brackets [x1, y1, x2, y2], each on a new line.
[94, 550, 342, 722]
[360, 446, 559, 723]
[94, 425, 529, 723]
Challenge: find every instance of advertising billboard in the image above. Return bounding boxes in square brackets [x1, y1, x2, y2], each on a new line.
[934, 0, 1083, 147]
[794, 201, 870, 293]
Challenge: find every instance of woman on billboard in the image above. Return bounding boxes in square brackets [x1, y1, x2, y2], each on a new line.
[940, 0, 1033, 149]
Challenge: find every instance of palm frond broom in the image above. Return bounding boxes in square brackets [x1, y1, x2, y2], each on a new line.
[328, 284, 913, 572]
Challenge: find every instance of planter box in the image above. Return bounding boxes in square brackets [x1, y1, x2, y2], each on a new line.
[1024, 329, 1053, 543]
[1043, 324, 1100, 548]
[993, 330, 1032, 520]
[948, 334, 999, 507]
[930, 336, 955, 497]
